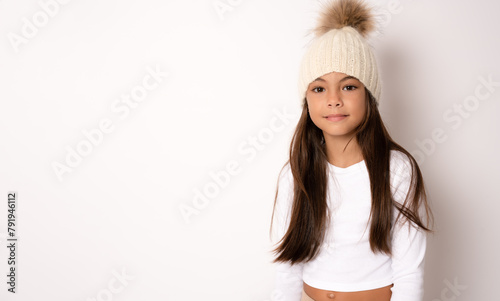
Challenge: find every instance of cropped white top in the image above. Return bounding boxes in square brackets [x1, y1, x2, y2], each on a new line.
[271, 150, 427, 301]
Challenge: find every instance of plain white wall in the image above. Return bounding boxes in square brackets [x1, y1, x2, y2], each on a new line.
[0, 0, 498, 300]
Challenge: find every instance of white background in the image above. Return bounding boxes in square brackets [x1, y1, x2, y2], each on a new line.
[0, 0, 499, 300]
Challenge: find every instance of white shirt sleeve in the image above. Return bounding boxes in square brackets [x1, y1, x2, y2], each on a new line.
[390, 216, 427, 300]
[274, 262, 305, 301]
[389, 153, 427, 301]
[271, 164, 304, 301]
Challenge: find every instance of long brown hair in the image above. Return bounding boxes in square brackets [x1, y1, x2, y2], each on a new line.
[270, 88, 433, 265]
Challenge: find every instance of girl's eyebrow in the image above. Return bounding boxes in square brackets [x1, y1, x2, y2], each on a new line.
[339, 75, 359, 82]
[312, 75, 359, 83]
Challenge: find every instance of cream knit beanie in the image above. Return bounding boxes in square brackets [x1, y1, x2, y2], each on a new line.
[298, 0, 381, 105]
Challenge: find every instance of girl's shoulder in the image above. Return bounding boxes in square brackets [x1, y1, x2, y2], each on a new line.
[277, 161, 293, 188]
[389, 150, 417, 192]
[389, 149, 413, 177]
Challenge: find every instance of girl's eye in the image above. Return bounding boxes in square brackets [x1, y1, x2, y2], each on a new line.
[312, 87, 325, 93]
[343, 85, 357, 91]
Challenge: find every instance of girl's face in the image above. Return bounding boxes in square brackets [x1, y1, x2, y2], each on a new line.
[306, 71, 367, 140]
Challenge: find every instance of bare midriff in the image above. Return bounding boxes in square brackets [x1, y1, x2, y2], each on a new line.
[303, 281, 393, 301]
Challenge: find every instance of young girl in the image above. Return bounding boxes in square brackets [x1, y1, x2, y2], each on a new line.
[269, 0, 433, 300]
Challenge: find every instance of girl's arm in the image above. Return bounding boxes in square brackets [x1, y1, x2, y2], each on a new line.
[271, 163, 304, 300]
[390, 216, 427, 300]
[274, 261, 305, 300]
[389, 152, 428, 301]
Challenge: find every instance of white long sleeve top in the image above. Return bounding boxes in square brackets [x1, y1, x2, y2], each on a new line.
[271, 150, 427, 301]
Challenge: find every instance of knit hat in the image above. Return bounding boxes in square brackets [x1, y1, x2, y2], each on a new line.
[298, 0, 381, 105]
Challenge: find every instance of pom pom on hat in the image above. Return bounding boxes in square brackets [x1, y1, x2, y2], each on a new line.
[314, 0, 375, 37]
[298, 0, 381, 105]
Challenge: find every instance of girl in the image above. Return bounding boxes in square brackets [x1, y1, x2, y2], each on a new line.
[269, 0, 433, 300]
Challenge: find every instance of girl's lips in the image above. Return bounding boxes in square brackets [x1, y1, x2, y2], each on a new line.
[325, 115, 348, 122]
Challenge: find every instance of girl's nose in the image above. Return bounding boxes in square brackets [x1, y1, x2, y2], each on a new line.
[327, 91, 343, 107]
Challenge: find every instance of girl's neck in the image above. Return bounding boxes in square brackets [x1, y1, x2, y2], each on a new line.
[324, 134, 364, 168]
